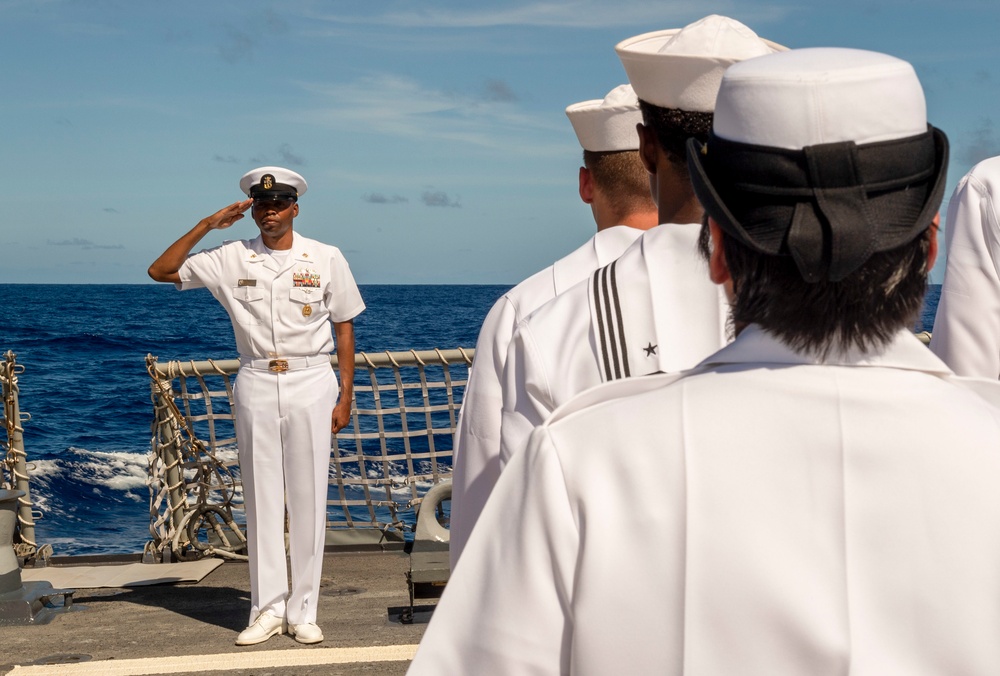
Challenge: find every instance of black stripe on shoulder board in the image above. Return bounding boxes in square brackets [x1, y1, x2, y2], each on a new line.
[595, 261, 627, 381]
[593, 267, 613, 381]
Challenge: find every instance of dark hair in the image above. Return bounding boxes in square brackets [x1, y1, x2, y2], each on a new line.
[700, 219, 931, 357]
[582, 149, 656, 221]
[639, 100, 713, 170]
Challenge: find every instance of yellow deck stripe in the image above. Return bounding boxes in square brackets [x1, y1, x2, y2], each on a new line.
[6, 644, 420, 675]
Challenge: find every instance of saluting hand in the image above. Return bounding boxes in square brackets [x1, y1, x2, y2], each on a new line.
[203, 199, 253, 230]
[148, 199, 253, 284]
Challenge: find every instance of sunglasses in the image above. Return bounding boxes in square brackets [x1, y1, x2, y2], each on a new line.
[252, 198, 295, 211]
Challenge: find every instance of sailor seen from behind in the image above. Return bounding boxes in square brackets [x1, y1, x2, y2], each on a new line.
[930, 155, 1000, 378]
[498, 15, 780, 473]
[409, 47, 1000, 675]
[448, 83, 659, 567]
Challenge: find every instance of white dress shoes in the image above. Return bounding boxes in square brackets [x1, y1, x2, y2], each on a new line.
[289, 622, 324, 644]
[235, 612, 287, 646]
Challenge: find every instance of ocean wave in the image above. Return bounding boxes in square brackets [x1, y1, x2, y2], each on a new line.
[31, 447, 150, 493]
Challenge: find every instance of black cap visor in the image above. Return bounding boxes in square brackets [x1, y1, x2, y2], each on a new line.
[249, 182, 299, 201]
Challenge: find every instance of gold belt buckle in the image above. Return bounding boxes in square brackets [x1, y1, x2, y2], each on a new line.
[268, 359, 289, 373]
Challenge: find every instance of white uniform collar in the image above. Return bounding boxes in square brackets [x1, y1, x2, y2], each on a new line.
[593, 225, 644, 259]
[245, 235, 267, 263]
[550, 325, 957, 428]
[700, 324, 953, 376]
[587, 222, 728, 382]
[552, 225, 642, 291]
[247, 232, 315, 271]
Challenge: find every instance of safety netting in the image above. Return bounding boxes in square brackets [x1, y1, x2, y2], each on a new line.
[145, 348, 470, 562]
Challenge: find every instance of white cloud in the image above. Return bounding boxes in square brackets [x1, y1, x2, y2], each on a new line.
[290, 73, 569, 155]
[47, 237, 125, 250]
[305, 0, 780, 30]
[364, 193, 408, 204]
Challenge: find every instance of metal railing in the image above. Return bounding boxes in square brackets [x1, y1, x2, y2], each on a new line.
[1, 351, 37, 558]
[145, 348, 471, 562]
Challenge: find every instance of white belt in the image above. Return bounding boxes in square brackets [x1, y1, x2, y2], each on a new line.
[239, 355, 331, 373]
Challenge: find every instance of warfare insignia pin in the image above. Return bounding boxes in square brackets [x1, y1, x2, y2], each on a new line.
[262, 174, 274, 190]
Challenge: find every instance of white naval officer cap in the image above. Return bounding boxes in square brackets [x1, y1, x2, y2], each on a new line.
[239, 166, 308, 201]
[615, 14, 786, 112]
[686, 47, 948, 283]
[565, 84, 642, 152]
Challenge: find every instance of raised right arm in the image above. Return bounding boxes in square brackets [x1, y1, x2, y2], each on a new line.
[147, 200, 252, 283]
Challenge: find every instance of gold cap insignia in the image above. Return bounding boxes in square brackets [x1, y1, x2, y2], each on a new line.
[262, 174, 274, 190]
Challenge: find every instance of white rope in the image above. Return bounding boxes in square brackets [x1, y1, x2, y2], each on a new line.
[1, 351, 37, 556]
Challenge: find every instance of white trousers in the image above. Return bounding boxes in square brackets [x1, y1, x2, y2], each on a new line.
[234, 361, 335, 626]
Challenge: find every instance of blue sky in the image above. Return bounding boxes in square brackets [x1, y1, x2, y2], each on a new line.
[2, 0, 998, 284]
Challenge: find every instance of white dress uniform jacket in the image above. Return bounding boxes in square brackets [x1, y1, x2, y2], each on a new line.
[178, 231, 364, 626]
[176, 232, 365, 357]
[931, 156, 1000, 378]
[410, 326, 1000, 675]
[450, 225, 643, 567]
[499, 222, 729, 466]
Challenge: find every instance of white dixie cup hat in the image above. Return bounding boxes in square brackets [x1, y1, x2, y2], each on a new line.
[615, 14, 786, 112]
[565, 84, 642, 152]
[686, 47, 949, 282]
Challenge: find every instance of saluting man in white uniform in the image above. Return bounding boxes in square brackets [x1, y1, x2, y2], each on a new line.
[410, 48, 1000, 675]
[148, 167, 365, 646]
[498, 15, 780, 468]
[449, 85, 659, 567]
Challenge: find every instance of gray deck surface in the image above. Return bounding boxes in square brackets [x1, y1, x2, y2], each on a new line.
[0, 551, 433, 675]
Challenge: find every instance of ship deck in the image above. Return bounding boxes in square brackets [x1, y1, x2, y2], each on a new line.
[0, 549, 431, 675]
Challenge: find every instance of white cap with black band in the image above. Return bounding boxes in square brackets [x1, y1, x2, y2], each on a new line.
[687, 47, 948, 283]
[240, 166, 308, 201]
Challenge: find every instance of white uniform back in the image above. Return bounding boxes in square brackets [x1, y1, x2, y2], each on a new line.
[450, 225, 644, 566]
[412, 327, 1000, 674]
[499, 222, 729, 465]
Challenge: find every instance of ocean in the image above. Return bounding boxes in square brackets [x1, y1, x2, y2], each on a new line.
[0, 284, 508, 556]
[0, 283, 942, 556]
